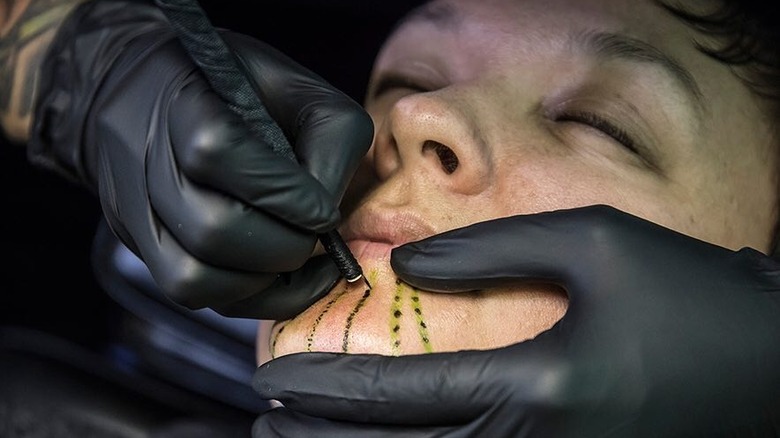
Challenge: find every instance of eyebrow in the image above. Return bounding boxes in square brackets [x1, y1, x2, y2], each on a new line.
[393, 3, 707, 114]
[574, 30, 706, 113]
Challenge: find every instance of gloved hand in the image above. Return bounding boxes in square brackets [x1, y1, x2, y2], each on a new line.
[253, 205, 780, 437]
[29, 0, 373, 319]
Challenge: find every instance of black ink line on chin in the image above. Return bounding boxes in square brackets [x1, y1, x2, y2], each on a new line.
[341, 269, 378, 353]
[342, 288, 372, 352]
[307, 283, 349, 352]
[270, 321, 288, 359]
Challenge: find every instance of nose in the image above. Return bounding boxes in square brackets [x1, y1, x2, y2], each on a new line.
[372, 93, 492, 195]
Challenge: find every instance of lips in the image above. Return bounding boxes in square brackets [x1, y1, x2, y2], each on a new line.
[340, 207, 437, 260]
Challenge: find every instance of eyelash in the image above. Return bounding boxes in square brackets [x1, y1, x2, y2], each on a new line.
[556, 111, 639, 154]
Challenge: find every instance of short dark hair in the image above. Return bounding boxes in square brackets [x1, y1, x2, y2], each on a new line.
[656, 1, 780, 115]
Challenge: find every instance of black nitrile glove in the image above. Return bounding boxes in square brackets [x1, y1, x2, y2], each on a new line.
[29, 0, 373, 319]
[253, 205, 780, 437]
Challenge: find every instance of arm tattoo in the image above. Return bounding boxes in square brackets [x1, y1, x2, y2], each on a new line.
[0, 0, 87, 143]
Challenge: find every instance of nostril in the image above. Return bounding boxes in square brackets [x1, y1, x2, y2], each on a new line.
[422, 140, 459, 174]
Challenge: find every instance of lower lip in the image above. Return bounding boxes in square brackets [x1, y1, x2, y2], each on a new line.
[347, 239, 398, 261]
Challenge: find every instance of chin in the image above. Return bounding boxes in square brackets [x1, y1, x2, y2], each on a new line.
[257, 251, 568, 365]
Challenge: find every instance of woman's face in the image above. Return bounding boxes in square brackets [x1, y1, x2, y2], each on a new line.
[258, 0, 777, 363]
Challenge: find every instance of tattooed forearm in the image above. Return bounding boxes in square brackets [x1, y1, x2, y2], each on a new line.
[0, 0, 88, 143]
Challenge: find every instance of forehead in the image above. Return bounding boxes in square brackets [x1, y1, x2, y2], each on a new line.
[397, 0, 693, 30]
[381, 0, 697, 66]
[376, 0, 718, 113]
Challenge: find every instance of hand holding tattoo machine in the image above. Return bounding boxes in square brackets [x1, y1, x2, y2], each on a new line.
[154, 0, 370, 289]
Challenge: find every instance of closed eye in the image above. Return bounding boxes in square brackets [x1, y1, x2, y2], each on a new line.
[556, 111, 639, 154]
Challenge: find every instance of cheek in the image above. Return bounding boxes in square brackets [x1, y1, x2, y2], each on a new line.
[492, 157, 776, 253]
[676, 153, 778, 252]
[671, 182, 777, 253]
[423, 284, 569, 351]
[483, 156, 636, 218]
[482, 155, 711, 243]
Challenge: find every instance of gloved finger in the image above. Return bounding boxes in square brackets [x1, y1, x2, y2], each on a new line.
[96, 82, 297, 313]
[115, 187, 332, 316]
[132, 219, 279, 310]
[167, 73, 340, 233]
[96, 135, 273, 310]
[212, 255, 341, 320]
[253, 346, 553, 426]
[292, 99, 373, 202]
[226, 33, 374, 199]
[253, 407, 450, 438]
[389, 204, 640, 293]
[147, 104, 318, 271]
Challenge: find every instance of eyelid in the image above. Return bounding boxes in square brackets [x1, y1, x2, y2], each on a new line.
[553, 108, 662, 171]
[546, 96, 663, 170]
[556, 110, 638, 153]
[370, 73, 437, 99]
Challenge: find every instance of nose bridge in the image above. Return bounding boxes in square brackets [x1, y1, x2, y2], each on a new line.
[373, 91, 492, 196]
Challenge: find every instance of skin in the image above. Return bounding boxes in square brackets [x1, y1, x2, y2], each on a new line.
[258, 0, 778, 364]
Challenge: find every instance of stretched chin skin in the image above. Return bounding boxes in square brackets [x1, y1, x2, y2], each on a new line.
[257, 255, 568, 365]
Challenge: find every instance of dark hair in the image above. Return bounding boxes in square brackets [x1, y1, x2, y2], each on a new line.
[656, 1, 780, 115]
[657, 0, 780, 254]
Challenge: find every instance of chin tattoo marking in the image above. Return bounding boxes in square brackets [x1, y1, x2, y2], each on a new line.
[390, 278, 404, 355]
[341, 269, 377, 353]
[409, 286, 433, 353]
[390, 279, 434, 354]
[271, 270, 435, 357]
[269, 320, 287, 359]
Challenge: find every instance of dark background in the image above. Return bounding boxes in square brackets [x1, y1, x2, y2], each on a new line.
[0, 1, 423, 435]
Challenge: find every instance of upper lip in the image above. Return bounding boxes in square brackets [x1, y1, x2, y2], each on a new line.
[340, 207, 437, 247]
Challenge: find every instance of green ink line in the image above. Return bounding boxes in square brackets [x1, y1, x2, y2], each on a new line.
[306, 284, 349, 352]
[390, 279, 404, 356]
[409, 286, 433, 353]
[341, 269, 377, 352]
